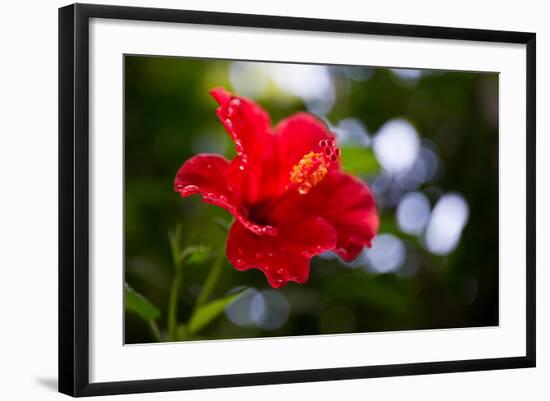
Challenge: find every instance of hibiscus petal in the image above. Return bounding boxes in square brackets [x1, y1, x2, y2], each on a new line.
[311, 172, 379, 261]
[274, 112, 338, 185]
[210, 88, 278, 205]
[210, 87, 272, 160]
[174, 154, 277, 236]
[274, 113, 335, 160]
[226, 217, 337, 288]
[269, 170, 379, 262]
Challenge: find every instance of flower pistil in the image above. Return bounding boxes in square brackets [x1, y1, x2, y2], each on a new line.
[289, 139, 340, 195]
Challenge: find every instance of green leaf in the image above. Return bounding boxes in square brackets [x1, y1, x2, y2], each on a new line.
[188, 290, 246, 335]
[124, 283, 161, 322]
[181, 245, 212, 266]
[340, 146, 380, 175]
[169, 222, 212, 269]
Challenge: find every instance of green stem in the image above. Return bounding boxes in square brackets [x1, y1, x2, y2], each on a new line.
[148, 320, 163, 342]
[193, 247, 225, 312]
[167, 226, 184, 341]
[167, 268, 183, 341]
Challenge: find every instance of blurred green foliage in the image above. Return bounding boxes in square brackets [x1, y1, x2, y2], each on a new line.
[340, 147, 379, 175]
[125, 283, 160, 322]
[188, 290, 247, 335]
[124, 55, 499, 344]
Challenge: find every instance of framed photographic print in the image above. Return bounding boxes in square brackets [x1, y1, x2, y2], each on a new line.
[58, 3, 536, 397]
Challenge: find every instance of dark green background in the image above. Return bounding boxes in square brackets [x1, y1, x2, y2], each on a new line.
[124, 55, 499, 344]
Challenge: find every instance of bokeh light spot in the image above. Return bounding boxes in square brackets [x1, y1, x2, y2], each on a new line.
[224, 288, 259, 327]
[373, 119, 420, 174]
[425, 193, 469, 255]
[251, 290, 290, 330]
[268, 64, 335, 116]
[365, 233, 406, 273]
[390, 68, 423, 84]
[335, 118, 370, 147]
[229, 62, 269, 99]
[397, 191, 431, 236]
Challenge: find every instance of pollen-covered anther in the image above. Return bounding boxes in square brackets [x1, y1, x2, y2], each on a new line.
[290, 139, 339, 195]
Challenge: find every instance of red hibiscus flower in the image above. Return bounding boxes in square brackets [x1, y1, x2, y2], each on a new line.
[175, 88, 379, 288]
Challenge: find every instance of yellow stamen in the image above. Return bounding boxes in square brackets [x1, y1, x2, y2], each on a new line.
[289, 151, 330, 195]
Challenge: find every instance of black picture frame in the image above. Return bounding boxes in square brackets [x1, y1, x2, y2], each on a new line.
[59, 3, 536, 397]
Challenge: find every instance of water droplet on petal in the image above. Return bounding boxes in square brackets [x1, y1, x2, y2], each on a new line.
[298, 182, 312, 195]
[180, 184, 199, 195]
